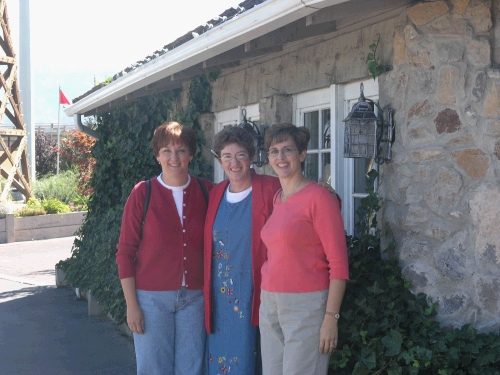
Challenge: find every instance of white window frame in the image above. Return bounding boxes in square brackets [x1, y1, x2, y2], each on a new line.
[294, 79, 379, 235]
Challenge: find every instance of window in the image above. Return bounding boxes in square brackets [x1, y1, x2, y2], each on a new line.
[303, 109, 331, 183]
[295, 79, 379, 235]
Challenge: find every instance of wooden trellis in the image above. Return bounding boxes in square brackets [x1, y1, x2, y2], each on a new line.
[0, 0, 32, 202]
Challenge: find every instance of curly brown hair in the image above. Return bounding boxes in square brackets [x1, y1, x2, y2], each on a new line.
[212, 126, 255, 159]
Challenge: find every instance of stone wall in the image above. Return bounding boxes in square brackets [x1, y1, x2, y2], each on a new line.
[379, 0, 500, 331]
[184, 0, 499, 331]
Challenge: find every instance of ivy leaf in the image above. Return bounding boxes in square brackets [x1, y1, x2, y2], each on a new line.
[360, 350, 376, 370]
[387, 367, 403, 375]
[382, 330, 403, 356]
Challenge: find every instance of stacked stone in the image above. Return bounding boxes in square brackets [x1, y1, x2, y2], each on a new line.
[379, 0, 500, 331]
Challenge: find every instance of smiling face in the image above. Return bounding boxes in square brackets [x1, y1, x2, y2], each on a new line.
[268, 137, 307, 180]
[219, 143, 253, 190]
[156, 141, 193, 183]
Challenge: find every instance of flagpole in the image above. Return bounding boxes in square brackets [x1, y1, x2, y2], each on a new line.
[57, 85, 61, 174]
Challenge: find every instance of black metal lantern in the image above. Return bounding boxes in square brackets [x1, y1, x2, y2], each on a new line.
[343, 83, 395, 164]
[237, 109, 268, 167]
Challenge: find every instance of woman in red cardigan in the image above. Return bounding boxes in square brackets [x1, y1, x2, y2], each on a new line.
[203, 126, 281, 374]
[116, 122, 213, 375]
[260, 123, 349, 375]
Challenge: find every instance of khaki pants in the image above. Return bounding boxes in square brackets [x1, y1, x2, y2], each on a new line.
[259, 290, 330, 375]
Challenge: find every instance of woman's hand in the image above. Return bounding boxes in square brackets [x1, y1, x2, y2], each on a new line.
[127, 304, 145, 334]
[318, 177, 342, 210]
[319, 315, 338, 354]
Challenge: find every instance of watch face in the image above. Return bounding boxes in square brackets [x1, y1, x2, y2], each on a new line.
[335, 313, 340, 319]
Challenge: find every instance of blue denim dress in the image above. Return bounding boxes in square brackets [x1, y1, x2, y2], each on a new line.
[206, 192, 261, 374]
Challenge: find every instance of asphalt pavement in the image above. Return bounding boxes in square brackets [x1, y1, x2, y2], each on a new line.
[0, 237, 136, 375]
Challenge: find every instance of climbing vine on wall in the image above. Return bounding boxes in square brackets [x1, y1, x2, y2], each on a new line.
[366, 35, 388, 80]
[58, 74, 216, 322]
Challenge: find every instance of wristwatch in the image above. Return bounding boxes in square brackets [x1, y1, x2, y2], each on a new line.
[325, 311, 340, 320]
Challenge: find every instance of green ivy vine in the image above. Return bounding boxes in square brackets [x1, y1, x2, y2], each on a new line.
[328, 170, 500, 374]
[367, 35, 388, 80]
[58, 73, 217, 322]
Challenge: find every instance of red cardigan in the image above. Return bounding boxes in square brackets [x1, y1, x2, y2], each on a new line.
[203, 171, 281, 333]
[116, 175, 213, 291]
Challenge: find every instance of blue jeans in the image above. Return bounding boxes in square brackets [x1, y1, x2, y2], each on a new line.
[134, 288, 205, 375]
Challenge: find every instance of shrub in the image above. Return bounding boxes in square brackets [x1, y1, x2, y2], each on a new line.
[21, 197, 71, 215]
[41, 199, 71, 214]
[59, 130, 96, 196]
[69, 196, 89, 212]
[0, 201, 9, 218]
[14, 206, 47, 217]
[33, 170, 79, 204]
[35, 130, 57, 178]
[329, 171, 500, 374]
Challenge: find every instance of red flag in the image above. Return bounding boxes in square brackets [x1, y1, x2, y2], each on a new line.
[59, 89, 70, 105]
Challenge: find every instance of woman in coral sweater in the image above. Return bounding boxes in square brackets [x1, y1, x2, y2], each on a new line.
[259, 123, 349, 375]
[116, 121, 213, 375]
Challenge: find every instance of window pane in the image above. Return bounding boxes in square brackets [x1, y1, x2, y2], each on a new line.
[353, 158, 369, 194]
[354, 197, 364, 237]
[304, 153, 318, 182]
[321, 152, 331, 184]
[304, 111, 319, 150]
[322, 109, 331, 149]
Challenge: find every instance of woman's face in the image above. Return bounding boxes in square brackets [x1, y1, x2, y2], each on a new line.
[156, 141, 193, 179]
[218, 143, 253, 186]
[268, 137, 306, 179]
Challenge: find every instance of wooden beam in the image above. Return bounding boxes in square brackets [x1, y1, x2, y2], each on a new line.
[203, 59, 240, 70]
[3, 106, 22, 128]
[0, 135, 21, 165]
[334, 4, 405, 31]
[0, 133, 23, 165]
[0, 55, 15, 64]
[0, 128, 25, 136]
[0, 137, 25, 201]
[244, 19, 336, 51]
[306, 0, 417, 26]
[0, 17, 14, 58]
[0, 1, 6, 18]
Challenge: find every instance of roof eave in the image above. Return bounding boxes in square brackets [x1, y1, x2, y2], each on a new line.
[64, 0, 350, 117]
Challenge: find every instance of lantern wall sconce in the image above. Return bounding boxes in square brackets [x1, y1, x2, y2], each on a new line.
[343, 83, 395, 164]
[237, 109, 269, 167]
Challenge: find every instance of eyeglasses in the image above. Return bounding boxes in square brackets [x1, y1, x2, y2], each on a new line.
[219, 152, 250, 164]
[267, 147, 297, 158]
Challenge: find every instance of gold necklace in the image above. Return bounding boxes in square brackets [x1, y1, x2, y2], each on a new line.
[281, 177, 306, 202]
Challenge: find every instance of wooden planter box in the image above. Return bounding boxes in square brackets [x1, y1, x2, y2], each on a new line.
[0, 212, 86, 243]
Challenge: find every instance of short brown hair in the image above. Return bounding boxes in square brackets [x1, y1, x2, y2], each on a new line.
[212, 126, 255, 159]
[151, 121, 197, 157]
[264, 123, 310, 153]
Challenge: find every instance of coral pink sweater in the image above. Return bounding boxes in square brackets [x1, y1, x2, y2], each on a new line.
[261, 182, 349, 293]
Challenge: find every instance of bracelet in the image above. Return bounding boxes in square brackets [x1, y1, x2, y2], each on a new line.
[325, 311, 340, 319]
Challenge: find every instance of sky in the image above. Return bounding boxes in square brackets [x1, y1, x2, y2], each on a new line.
[6, 0, 240, 125]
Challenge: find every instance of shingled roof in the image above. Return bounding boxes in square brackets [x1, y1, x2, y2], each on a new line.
[73, 0, 267, 103]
